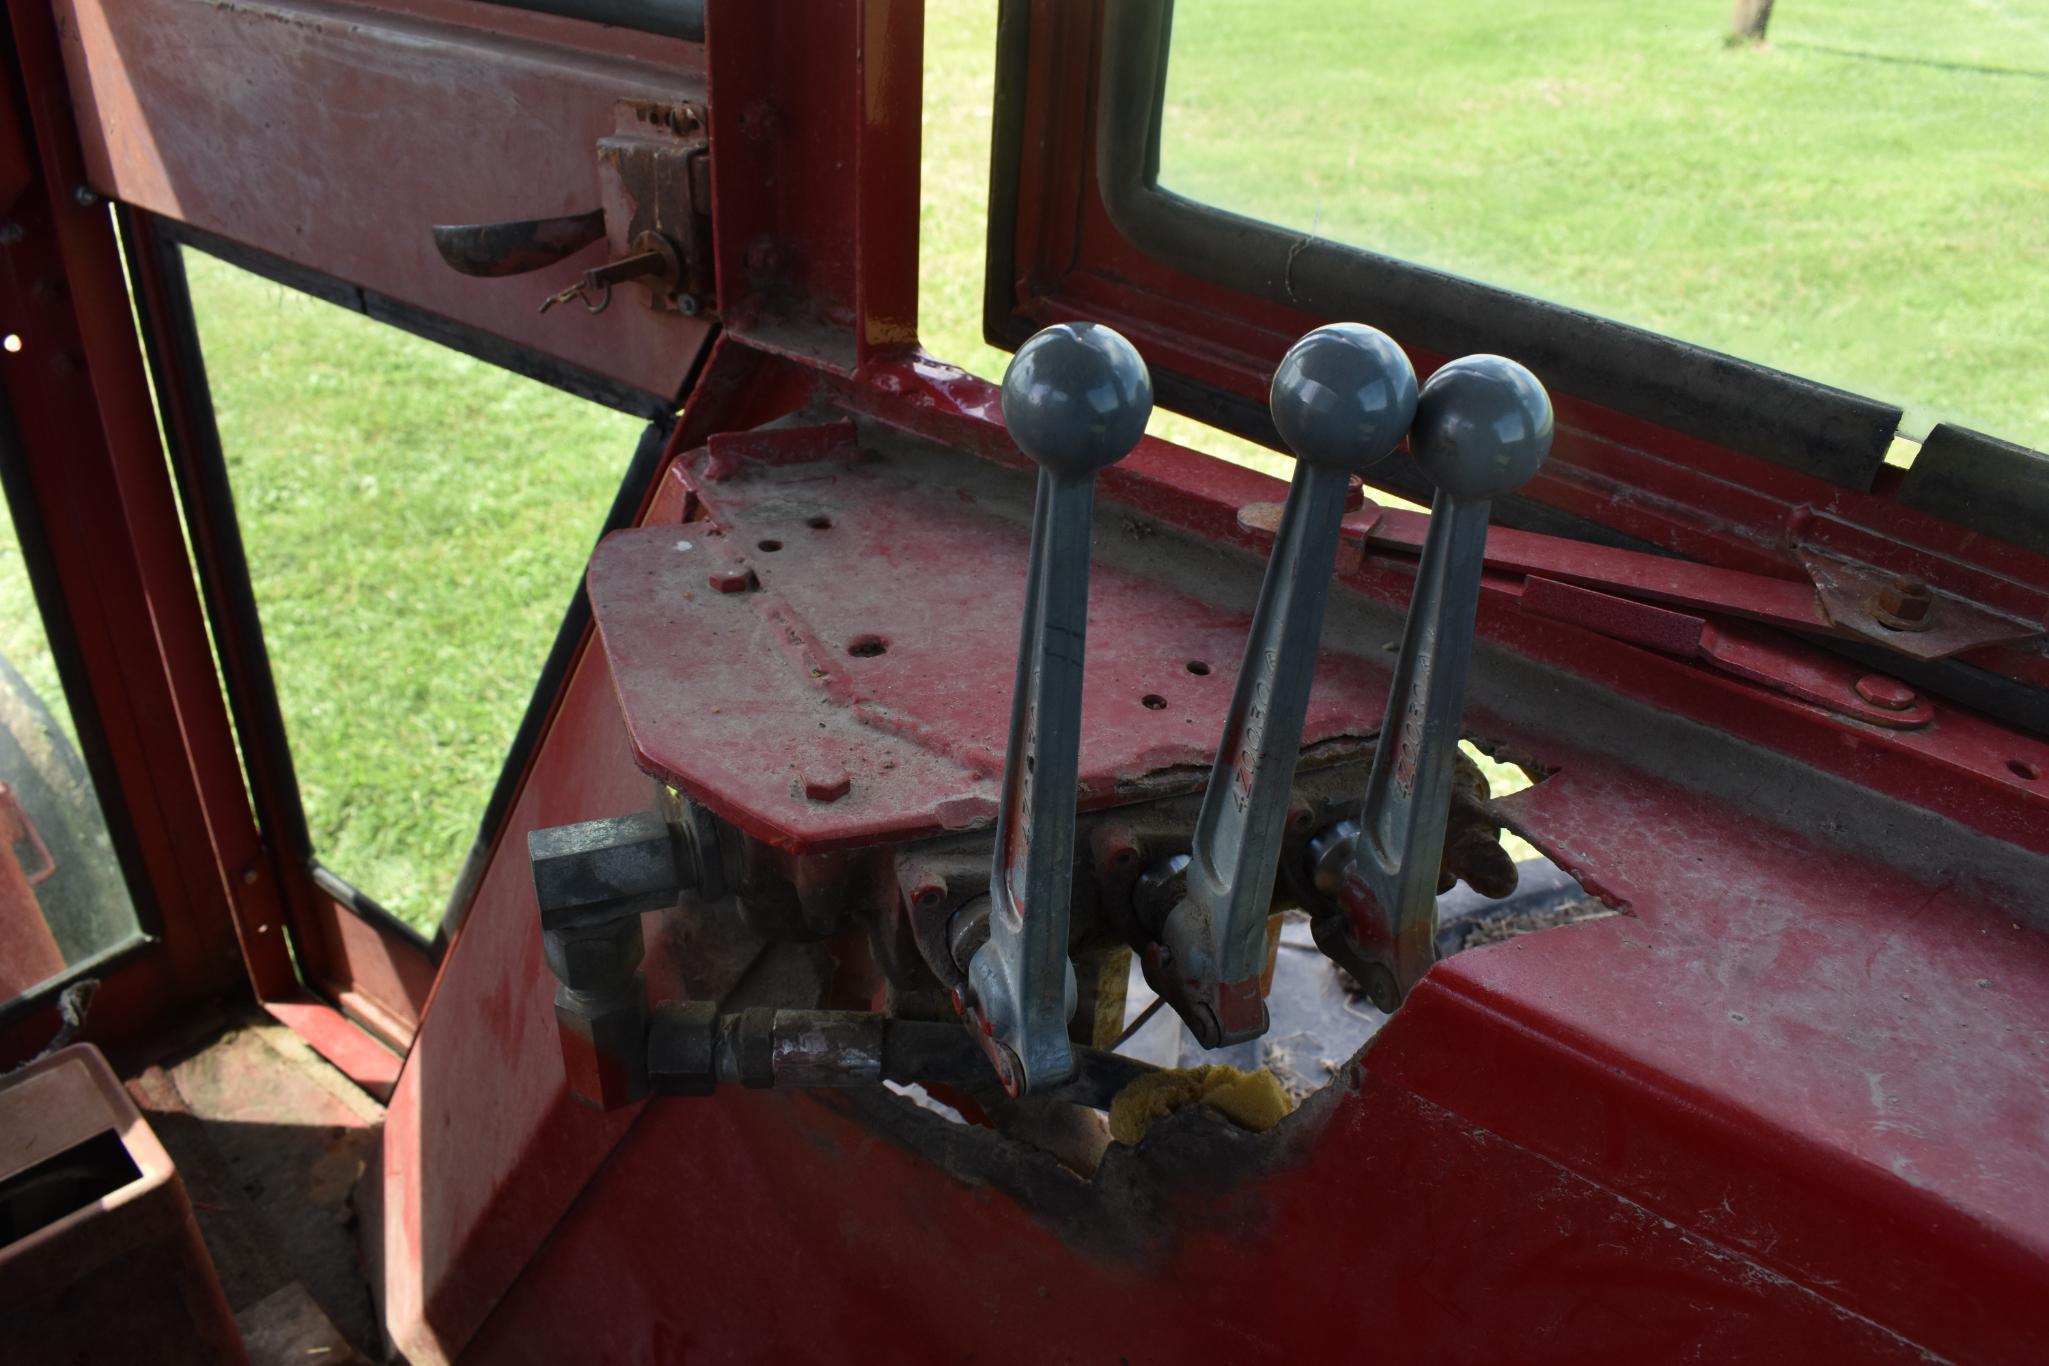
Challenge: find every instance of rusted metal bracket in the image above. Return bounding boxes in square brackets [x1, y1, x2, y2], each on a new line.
[1519, 577, 1934, 728]
[1795, 548, 2041, 661]
[1366, 516, 2047, 666]
[595, 99, 714, 315]
[431, 99, 715, 317]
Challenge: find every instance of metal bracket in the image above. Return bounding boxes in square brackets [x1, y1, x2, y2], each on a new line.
[596, 99, 714, 315]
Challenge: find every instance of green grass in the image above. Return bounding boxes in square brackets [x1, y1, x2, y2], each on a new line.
[1155, 0, 2049, 448]
[0, 1, 2042, 930]
[184, 254, 641, 923]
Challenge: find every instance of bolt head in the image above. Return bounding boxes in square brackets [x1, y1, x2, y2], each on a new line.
[1000, 322, 1153, 479]
[0, 223, 22, 245]
[802, 765, 851, 803]
[1268, 323, 1419, 475]
[1854, 673, 1918, 711]
[1876, 574, 1933, 627]
[707, 568, 754, 594]
[555, 989, 648, 1109]
[543, 918, 646, 990]
[1411, 354, 1553, 500]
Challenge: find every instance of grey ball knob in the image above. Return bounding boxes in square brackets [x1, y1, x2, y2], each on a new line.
[1269, 323, 1419, 473]
[1001, 322, 1153, 479]
[1410, 354, 1553, 500]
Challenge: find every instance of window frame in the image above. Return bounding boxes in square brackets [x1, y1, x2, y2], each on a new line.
[983, 0, 2049, 734]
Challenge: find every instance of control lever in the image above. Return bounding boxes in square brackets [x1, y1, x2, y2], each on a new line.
[1143, 325, 1417, 1047]
[1312, 355, 1552, 1012]
[966, 322, 1152, 1096]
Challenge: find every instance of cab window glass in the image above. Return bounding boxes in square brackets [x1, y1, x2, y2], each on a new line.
[0, 492, 144, 1004]
[184, 250, 644, 930]
[1158, 0, 2049, 451]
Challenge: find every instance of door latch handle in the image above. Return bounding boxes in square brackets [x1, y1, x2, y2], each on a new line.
[430, 208, 607, 278]
[1313, 355, 1552, 1012]
[1145, 324, 1417, 1048]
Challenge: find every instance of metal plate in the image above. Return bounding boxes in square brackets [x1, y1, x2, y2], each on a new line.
[587, 420, 1391, 854]
[56, 0, 713, 400]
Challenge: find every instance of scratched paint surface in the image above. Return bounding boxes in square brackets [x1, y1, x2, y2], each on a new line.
[589, 420, 1392, 854]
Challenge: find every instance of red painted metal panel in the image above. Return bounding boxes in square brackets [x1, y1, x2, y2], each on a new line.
[376, 341, 814, 1364]
[303, 895, 435, 1043]
[1400, 762, 2049, 1358]
[377, 336, 2049, 1363]
[702, 0, 924, 373]
[376, 637, 657, 1364]
[54, 0, 713, 399]
[589, 423, 1388, 855]
[430, 722, 2049, 1362]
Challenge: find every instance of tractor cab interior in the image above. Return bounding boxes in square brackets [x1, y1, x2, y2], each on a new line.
[1, 2, 2045, 1362]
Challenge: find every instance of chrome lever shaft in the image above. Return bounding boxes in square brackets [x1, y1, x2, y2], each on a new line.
[1314, 355, 1552, 1011]
[971, 322, 1151, 1096]
[1146, 325, 1416, 1047]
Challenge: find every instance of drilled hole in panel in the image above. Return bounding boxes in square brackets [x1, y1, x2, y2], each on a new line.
[847, 635, 888, 658]
[1141, 694, 1167, 710]
[1185, 660, 1211, 676]
[806, 515, 833, 530]
[2011, 759, 2039, 782]
[757, 539, 784, 552]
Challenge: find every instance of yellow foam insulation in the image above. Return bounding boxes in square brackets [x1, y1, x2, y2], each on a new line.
[1108, 1063, 1293, 1145]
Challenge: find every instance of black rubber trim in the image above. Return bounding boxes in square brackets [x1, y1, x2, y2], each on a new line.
[125, 214, 320, 877]
[1898, 424, 2049, 559]
[0, 932, 155, 1034]
[165, 223, 678, 421]
[980, 0, 1034, 352]
[481, 0, 703, 41]
[311, 862, 433, 957]
[1091, 1, 1903, 491]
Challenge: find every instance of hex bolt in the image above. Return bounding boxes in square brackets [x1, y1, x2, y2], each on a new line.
[969, 321, 1151, 1097]
[707, 568, 755, 594]
[1317, 355, 1552, 1013]
[1874, 574, 1934, 631]
[801, 765, 851, 803]
[1147, 324, 1417, 1049]
[1854, 673, 1918, 711]
[528, 807, 699, 1109]
[72, 185, 99, 208]
[0, 223, 23, 246]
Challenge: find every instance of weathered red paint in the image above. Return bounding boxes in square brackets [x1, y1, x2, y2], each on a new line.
[587, 424, 1388, 856]
[53, 0, 715, 401]
[373, 336, 2049, 1362]
[1, 0, 2043, 1362]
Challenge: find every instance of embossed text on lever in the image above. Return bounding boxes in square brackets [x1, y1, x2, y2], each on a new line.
[1145, 325, 1418, 1048]
[1312, 355, 1552, 1012]
[970, 322, 1152, 1097]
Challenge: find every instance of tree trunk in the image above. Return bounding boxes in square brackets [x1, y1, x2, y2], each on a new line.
[1729, 0, 1775, 45]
